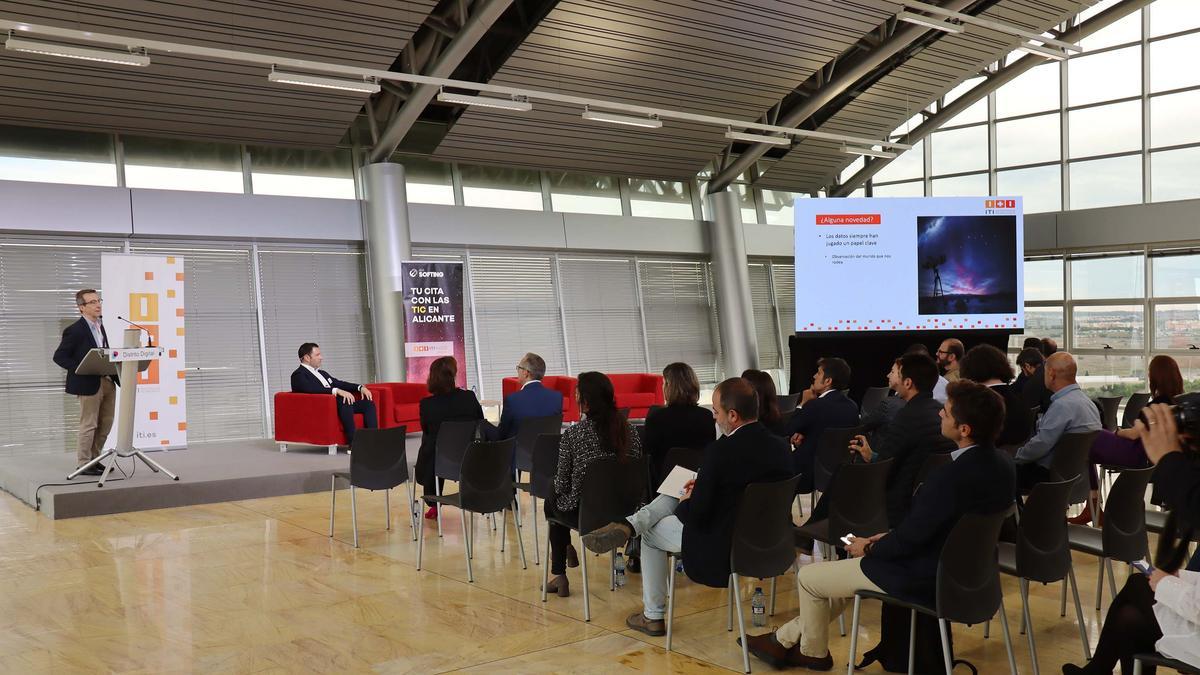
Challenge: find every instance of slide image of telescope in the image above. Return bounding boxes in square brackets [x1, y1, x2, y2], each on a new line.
[916, 215, 1018, 316]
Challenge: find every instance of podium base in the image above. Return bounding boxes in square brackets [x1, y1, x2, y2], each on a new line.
[67, 447, 180, 487]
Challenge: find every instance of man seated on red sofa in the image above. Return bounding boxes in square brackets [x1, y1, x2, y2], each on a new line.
[291, 342, 377, 445]
[490, 352, 564, 440]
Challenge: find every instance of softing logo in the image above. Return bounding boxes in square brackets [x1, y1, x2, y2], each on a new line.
[409, 269, 444, 278]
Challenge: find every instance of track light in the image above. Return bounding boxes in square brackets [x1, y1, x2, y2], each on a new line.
[725, 129, 791, 146]
[268, 68, 379, 93]
[897, 10, 965, 34]
[1018, 41, 1068, 61]
[841, 144, 897, 159]
[4, 36, 149, 66]
[582, 107, 663, 129]
[436, 90, 532, 111]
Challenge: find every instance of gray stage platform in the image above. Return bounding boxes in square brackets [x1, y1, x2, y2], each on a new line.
[0, 438, 419, 520]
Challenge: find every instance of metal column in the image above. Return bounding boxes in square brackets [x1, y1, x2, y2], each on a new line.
[706, 188, 759, 376]
[361, 162, 411, 382]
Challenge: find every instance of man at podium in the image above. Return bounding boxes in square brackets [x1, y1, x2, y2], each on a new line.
[52, 289, 119, 476]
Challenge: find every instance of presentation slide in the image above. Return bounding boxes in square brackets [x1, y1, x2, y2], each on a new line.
[793, 197, 1023, 333]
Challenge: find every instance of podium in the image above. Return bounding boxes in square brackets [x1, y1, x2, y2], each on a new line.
[67, 328, 180, 487]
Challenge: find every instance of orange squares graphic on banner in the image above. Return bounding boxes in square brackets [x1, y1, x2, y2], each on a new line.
[177, 370, 186, 379]
[167, 289, 176, 298]
[169, 349, 177, 358]
[138, 361, 159, 386]
[167, 257, 175, 264]
[176, 327, 185, 336]
[176, 273, 184, 281]
[149, 411, 159, 421]
[161, 440, 171, 445]
[129, 293, 158, 322]
[144, 272, 154, 281]
[176, 307, 185, 317]
[169, 396, 178, 405]
[178, 422, 187, 431]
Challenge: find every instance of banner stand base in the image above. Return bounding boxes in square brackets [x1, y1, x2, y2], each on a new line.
[66, 446, 180, 488]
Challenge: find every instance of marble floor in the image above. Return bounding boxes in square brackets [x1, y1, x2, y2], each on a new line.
[0, 484, 1117, 673]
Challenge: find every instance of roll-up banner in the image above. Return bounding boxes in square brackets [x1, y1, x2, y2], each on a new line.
[400, 261, 467, 388]
[100, 253, 187, 450]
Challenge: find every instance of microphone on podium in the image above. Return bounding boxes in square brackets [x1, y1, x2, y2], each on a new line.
[116, 316, 155, 347]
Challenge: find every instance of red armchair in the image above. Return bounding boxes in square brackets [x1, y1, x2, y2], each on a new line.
[370, 382, 430, 432]
[274, 383, 391, 454]
[606, 373, 665, 419]
[501, 375, 579, 422]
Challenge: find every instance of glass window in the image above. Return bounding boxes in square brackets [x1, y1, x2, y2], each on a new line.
[460, 164, 543, 210]
[1079, 0, 1142, 50]
[931, 125, 988, 175]
[1071, 254, 1145, 299]
[1155, 303, 1200, 349]
[931, 173, 988, 197]
[1151, 90, 1200, 148]
[848, 187, 866, 198]
[761, 189, 795, 225]
[248, 146, 354, 199]
[996, 63, 1060, 119]
[997, 113, 1061, 167]
[1153, 253, 1200, 297]
[1075, 354, 1146, 395]
[1073, 305, 1145, 349]
[874, 139, 924, 183]
[942, 77, 988, 126]
[629, 178, 693, 219]
[871, 180, 925, 197]
[1150, 0, 1200, 37]
[998, 165, 1062, 214]
[734, 184, 759, 223]
[1152, 147, 1200, 203]
[1025, 258, 1065, 301]
[123, 136, 243, 193]
[840, 156, 865, 184]
[547, 172, 621, 215]
[1069, 155, 1142, 210]
[402, 157, 455, 205]
[1069, 100, 1142, 158]
[1151, 33, 1200, 93]
[1010, 306, 1065, 348]
[1069, 46, 1141, 106]
[0, 124, 117, 187]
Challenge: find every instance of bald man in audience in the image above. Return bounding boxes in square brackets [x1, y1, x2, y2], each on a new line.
[1013, 352, 1102, 490]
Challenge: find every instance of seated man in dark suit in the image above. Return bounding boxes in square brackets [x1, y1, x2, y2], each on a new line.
[290, 342, 376, 445]
[492, 352, 563, 439]
[786, 357, 860, 493]
[744, 380, 1016, 670]
[581, 378, 793, 637]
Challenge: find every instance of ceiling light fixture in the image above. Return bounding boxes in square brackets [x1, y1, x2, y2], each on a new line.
[725, 129, 791, 146]
[4, 35, 149, 66]
[903, 1, 1082, 53]
[436, 89, 532, 111]
[840, 144, 897, 160]
[268, 68, 379, 93]
[896, 10, 965, 34]
[1018, 41, 1068, 61]
[582, 107, 662, 129]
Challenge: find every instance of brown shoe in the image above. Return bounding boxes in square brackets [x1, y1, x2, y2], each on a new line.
[565, 543, 580, 568]
[546, 574, 570, 597]
[740, 632, 790, 669]
[583, 521, 633, 554]
[626, 611, 666, 637]
[786, 645, 833, 671]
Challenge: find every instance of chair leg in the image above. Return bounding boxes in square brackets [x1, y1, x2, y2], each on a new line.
[908, 608, 917, 675]
[350, 485, 359, 548]
[385, 488, 391, 531]
[327, 444, 337, 455]
[769, 576, 777, 616]
[416, 500, 426, 570]
[512, 508, 527, 569]
[846, 595, 862, 675]
[501, 509, 507, 553]
[732, 573, 751, 674]
[329, 475, 337, 538]
[580, 533, 591, 622]
[436, 479, 444, 537]
[461, 509, 474, 583]
[667, 554, 678, 652]
[1133, 658, 1143, 675]
[1105, 558, 1118, 598]
[541, 529, 551, 602]
[985, 618, 990, 639]
[532, 496, 541, 566]
[938, 619, 954, 675]
[839, 610, 846, 637]
[1095, 556, 1106, 610]
[1061, 578, 1069, 617]
[1068, 564, 1092, 660]
[1021, 578, 1039, 675]
[727, 578, 734, 631]
[998, 599, 1018, 675]
[490, 512, 497, 531]
[406, 479, 417, 541]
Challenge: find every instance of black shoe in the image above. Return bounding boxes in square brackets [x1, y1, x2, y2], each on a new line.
[78, 465, 104, 477]
[626, 555, 641, 574]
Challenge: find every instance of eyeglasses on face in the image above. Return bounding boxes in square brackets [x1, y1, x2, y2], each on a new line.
[80, 299, 101, 306]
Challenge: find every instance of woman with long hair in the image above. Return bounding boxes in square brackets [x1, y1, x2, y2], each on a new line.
[544, 371, 642, 597]
[642, 362, 715, 484]
[741, 369, 786, 437]
[415, 356, 483, 519]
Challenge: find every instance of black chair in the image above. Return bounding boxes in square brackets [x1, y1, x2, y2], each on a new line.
[998, 479, 1090, 673]
[329, 426, 414, 548]
[662, 446, 704, 473]
[813, 425, 864, 496]
[1146, 509, 1200, 541]
[417, 438, 525, 581]
[521, 432, 561, 566]
[542, 456, 646, 621]
[915, 452, 953, 492]
[848, 505, 1020, 675]
[1043, 430, 1100, 519]
[1067, 466, 1153, 610]
[776, 393, 801, 414]
[1121, 393, 1152, 429]
[431, 419, 481, 536]
[794, 458, 893, 561]
[860, 386, 890, 418]
[1097, 396, 1122, 432]
[513, 414, 563, 552]
[1133, 653, 1200, 674]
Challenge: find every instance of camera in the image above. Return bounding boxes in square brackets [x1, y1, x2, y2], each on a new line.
[1141, 393, 1200, 441]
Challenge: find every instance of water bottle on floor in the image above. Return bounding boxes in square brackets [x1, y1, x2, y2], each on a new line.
[751, 587, 766, 627]
[614, 552, 627, 587]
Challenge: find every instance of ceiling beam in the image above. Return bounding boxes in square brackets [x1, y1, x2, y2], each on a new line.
[831, 0, 1154, 196]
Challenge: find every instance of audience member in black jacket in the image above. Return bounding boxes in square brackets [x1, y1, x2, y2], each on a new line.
[642, 362, 715, 484]
[1012, 337, 1044, 394]
[786, 357, 860, 493]
[959, 343, 1034, 447]
[744, 381, 1016, 671]
[1022, 339, 1058, 414]
[415, 357, 483, 510]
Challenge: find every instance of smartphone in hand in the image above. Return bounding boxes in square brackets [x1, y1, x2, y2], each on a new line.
[1132, 559, 1154, 576]
[839, 534, 856, 547]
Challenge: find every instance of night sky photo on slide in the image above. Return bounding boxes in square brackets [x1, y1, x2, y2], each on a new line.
[916, 215, 1018, 315]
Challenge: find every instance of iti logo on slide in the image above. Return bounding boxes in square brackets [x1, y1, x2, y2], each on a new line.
[985, 199, 1016, 213]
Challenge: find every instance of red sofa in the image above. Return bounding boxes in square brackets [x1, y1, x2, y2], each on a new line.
[274, 383, 392, 454]
[370, 382, 430, 432]
[501, 375, 579, 422]
[606, 373, 665, 419]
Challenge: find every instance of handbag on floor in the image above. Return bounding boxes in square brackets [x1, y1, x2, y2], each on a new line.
[855, 603, 974, 674]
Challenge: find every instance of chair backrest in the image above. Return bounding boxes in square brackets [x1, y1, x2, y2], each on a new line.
[1016, 479, 1075, 583]
[1097, 396, 1122, 431]
[529, 433, 560, 500]
[513, 414, 563, 473]
[434, 419, 480, 482]
[458, 438, 517, 514]
[827, 458, 893, 541]
[731, 475, 803, 579]
[662, 446, 705, 473]
[1047, 430, 1099, 506]
[617, 407, 631, 420]
[813, 425, 863, 493]
[1101, 466, 1154, 562]
[577, 456, 647, 535]
[935, 505, 1016, 625]
[860, 387, 890, 417]
[776, 393, 801, 415]
[348, 426, 410, 490]
[1121, 393, 1152, 429]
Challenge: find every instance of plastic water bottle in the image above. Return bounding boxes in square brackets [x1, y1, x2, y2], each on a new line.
[675, 559, 685, 575]
[614, 552, 627, 587]
[751, 587, 766, 627]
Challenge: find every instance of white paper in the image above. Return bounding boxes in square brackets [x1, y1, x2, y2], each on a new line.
[657, 465, 698, 498]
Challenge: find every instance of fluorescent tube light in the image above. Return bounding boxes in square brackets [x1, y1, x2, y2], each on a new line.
[1018, 41, 1068, 61]
[897, 10, 965, 34]
[5, 36, 149, 66]
[725, 129, 791, 146]
[841, 144, 897, 160]
[436, 90, 532, 111]
[268, 69, 379, 93]
[582, 107, 663, 129]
